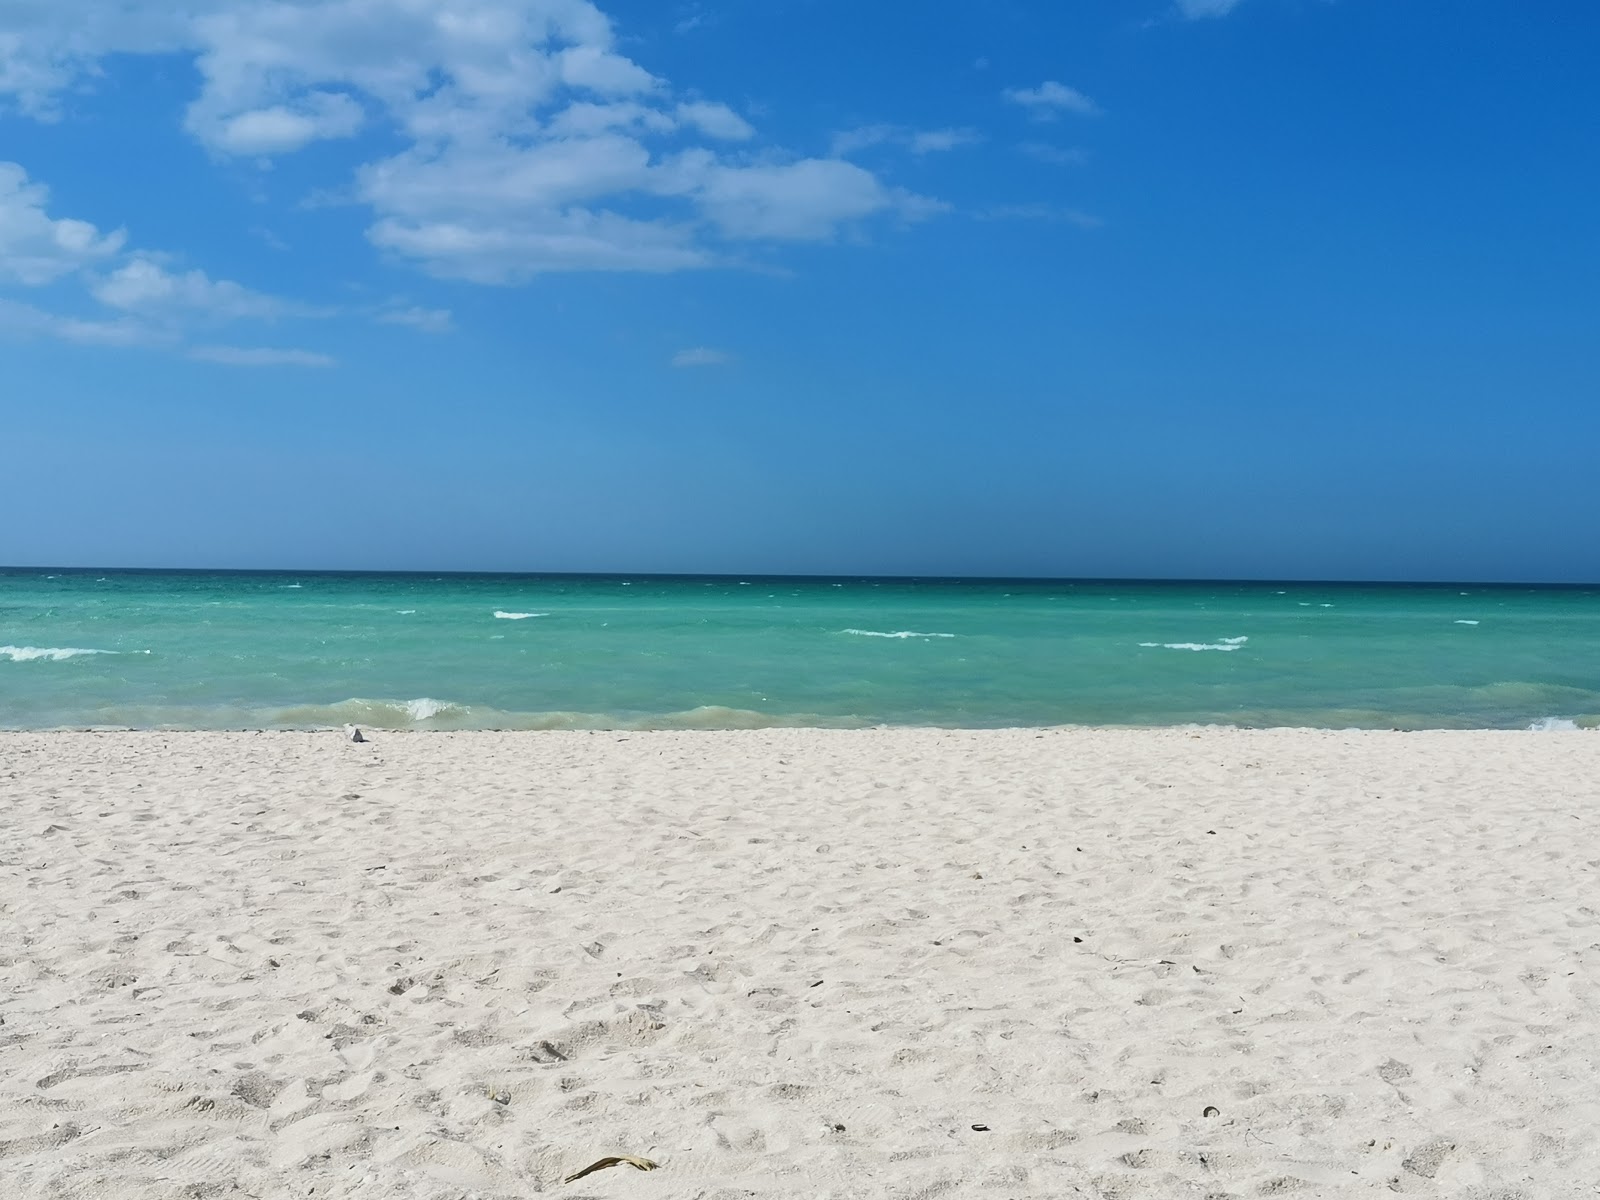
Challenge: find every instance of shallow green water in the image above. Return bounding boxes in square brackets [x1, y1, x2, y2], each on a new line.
[2, 570, 1597, 730]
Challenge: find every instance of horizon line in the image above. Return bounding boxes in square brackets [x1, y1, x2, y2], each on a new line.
[3, 566, 1597, 589]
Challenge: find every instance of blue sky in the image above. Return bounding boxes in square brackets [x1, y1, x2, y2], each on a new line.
[2, 0, 1596, 580]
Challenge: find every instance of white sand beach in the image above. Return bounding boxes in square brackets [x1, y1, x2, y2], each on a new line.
[2, 727, 1597, 1199]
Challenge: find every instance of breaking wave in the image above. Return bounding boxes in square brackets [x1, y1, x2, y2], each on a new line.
[258, 698, 860, 731]
[1139, 636, 1249, 652]
[2, 645, 122, 662]
[494, 611, 548, 620]
[269, 697, 473, 728]
[1528, 717, 1581, 732]
[842, 629, 956, 639]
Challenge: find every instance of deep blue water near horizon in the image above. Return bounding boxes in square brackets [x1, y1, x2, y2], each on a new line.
[2, 568, 1598, 731]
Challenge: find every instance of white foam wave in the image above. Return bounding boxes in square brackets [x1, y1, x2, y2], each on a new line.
[271, 697, 470, 727]
[403, 698, 455, 721]
[398, 609, 417, 615]
[2, 645, 118, 662]
[253, 697, 860, 732]
[1529, 717, 1581, 732]
[842, 629, 957, 639]
[281, 583, 303, 589]
[493, 611, 548, 620]
[1454, 619, 1479, 626]
[1139, 636, 1249, 652]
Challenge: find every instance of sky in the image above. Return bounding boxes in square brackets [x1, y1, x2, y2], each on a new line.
[2, 0, 1597, 581]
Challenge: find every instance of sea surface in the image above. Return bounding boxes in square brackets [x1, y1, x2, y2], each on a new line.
[2, 569, 1597, 731]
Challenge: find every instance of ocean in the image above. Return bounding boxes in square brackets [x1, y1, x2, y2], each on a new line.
[1, 569, 1596, 731]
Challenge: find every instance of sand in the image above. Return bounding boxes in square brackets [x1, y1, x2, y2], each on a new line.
[2, 727, 1598, 1199]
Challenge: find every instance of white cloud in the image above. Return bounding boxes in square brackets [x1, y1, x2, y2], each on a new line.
[360, 135, 655, 217]
[0, 2, 941, 281]
[91, 255, 288, 319]
[0, 8, 204, 118]
[1003, 81, 1101, 119]
[0, 1, 656, 157]
[546, 101, 676, 138]
[696, 158, 931, 241]
[829, 125, 897, 157]
[0, 162, 125, 285]
[676, 101, 754, 141]
[368, 211, 708, 283]
[0, 297, 156, 347]
[977, 203, 1103, 229]
[673, 6, 709, 35]
[196, 92, 365, 155]
[188, 344, 336, 367]
[377, 305, 454, 333]
[1, 158, 325, 356]
[555, 42, 659, 95]
[1018, 142, 1088, 166]
[832, 125, 981, 157]
[355, 133, 708, 282]
[908, 127, 982, 154]
[1177, 0, 1246, 17]
[357, 131, 934, 278]
[178, 2, 629, 155]
[250, 225, 290, 251]
[671, 346, 727, 367]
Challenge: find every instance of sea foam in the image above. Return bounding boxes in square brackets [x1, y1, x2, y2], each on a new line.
[2, 645, 118, 662]
[843, 629, 957, 639]
[493, 611, 548, 620]
[1528, 717, 1581, 732]
[403, 698, 455, 721]
[273, 697, 470, 727]
[1139, 636, 1249, 652]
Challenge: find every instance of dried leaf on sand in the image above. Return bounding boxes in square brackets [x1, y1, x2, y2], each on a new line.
[563, 1155, 660, 1184]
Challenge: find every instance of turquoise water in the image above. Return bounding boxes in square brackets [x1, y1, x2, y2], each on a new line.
[2, 569, 1597, 730]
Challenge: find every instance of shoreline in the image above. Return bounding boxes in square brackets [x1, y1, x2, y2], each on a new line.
[4, 727, 1597, 1196]
[4, 718, 1596, 734]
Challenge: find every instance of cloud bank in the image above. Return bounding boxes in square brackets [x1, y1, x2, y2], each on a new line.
[0, 160, 329, 363]
[0, 1, 943, 284]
